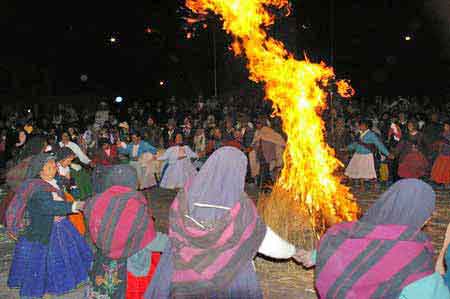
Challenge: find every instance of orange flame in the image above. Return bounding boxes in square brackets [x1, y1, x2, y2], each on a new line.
[187, 0, 359, 234]
[337, 79, 356, 98]
[183, 16, 207, 24]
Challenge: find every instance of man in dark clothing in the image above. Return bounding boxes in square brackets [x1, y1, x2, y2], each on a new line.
[242, 122, 255, 149]
[424, 113, 443, 163]
[424, 113, 443, 145]
[142, 116, 162, 148]
[222, 118, 235, 142]
[162, 118, 179, 149]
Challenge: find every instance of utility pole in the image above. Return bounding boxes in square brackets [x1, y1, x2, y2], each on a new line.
[330, 0, 335, 68]
[329, 0, 336, 141]
[212, 24, 218, 97]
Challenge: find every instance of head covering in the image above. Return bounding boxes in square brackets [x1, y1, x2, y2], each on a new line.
[56, 147, 75, 162]
[17, 136, 47, 161]
[359, 118, 372, 128]
[119, 122, 129, 130]
[93, 165, 138, 195]
[25, 153, 55, 179]
[361, 179, 435, 229]
[187, 146, 248, 221]
[85, 165, 155, 259]
[315, 179, 435, 299]
[6, 137, 47, 189]
[168, 118, 176, 127]
[166, 147, 266, 297]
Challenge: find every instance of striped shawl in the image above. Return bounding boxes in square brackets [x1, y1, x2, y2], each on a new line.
[6, 156, 33, 190]
[315, 221, 434, 299]
[6, 179, 64, 238]
[85, 186, 156, 259]
[169, 191, 266, 298]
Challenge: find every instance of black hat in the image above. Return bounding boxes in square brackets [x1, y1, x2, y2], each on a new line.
[56, 147, 75, 162]
[98, 138, 110, 147]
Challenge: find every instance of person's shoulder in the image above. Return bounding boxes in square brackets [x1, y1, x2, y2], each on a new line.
[365, 130, 379, 139]
[400, 272, 450, 299]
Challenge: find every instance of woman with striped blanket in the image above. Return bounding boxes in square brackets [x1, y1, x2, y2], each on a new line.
[297, 179, 450, 299]
[0, 136, 48, 225]
[85, 164, 167, 299]
[145, 146, 305, 299]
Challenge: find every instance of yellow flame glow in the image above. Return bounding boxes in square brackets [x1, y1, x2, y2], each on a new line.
[187, 0, 359, 235]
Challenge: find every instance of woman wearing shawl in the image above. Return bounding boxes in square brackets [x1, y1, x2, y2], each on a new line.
[93, 137, 119, 166]
[297, 179, 449, 299]
[344, 119, 392, 184]
[431, 119, 450, 189]
[205, 128, 224, 156]
[6, 153, 92, 298]
[395, 120, 429, 179]
[54, 144, 93, 200]
[193, 128, 207, 169]
[85, 165, 167, 299]
[249, 120, 286, 185]
[329, 117, 351, 165]
[145, 147, 303, 299]
[12, 129, 28, 160]
[0, 136, 48, 226]
[158, 133, 198, 190]
[117, 131, 158, 190]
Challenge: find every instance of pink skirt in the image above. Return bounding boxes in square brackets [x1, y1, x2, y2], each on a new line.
[345, 153, 377, 179]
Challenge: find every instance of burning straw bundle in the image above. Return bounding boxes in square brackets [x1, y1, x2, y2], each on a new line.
[255, 186, 316, 275]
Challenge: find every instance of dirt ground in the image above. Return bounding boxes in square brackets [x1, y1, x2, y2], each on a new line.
[0, 184, 448, 299]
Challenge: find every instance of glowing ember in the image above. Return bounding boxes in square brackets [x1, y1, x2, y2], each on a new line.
[187, 0, 359, 235]
[336, 79, 356, 98]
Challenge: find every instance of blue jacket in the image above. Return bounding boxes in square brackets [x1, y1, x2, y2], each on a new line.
[118, 141, 157, 158]
[24, 182, 73, 245]
[347, 130, 390, 156]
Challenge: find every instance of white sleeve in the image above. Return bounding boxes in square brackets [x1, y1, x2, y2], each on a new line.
[157, 148, 171, 161]
[185, 146, 198, 159]
[69, 142, 91, 164]
[258, 226, 296, 259]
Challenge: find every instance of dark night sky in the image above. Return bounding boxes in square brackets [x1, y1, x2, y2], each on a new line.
[0, 0, 448, 98]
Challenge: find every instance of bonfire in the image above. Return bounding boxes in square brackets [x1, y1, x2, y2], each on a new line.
[186, 0, 359, 251]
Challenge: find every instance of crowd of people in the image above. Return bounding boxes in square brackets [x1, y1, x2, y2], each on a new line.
[0, 95, 449, 190]
[327, 96, 450, 190]
[0, 94, 448, 298]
